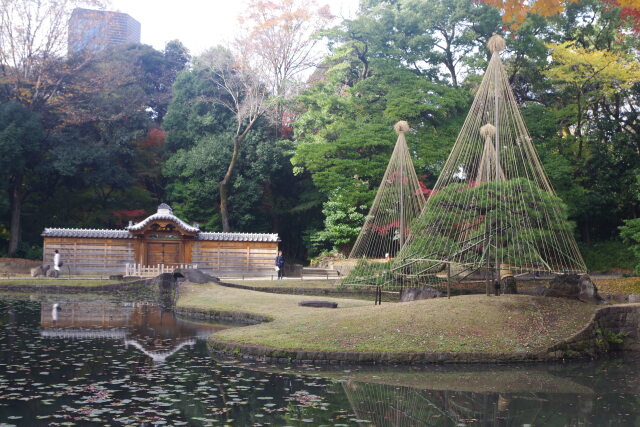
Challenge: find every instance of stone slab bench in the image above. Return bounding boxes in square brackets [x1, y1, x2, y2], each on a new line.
[298, 300, 338, 308]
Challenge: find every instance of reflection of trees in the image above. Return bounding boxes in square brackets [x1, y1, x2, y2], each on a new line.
[343, 379, 496, 426]
[344, 379, 455, 426]
[341, 379, 600, 426]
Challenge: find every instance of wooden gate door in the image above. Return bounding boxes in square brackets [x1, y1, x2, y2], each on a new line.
[146, 242, 182, 266]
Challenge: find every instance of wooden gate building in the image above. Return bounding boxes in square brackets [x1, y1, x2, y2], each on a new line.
[42, 204, 280, 276]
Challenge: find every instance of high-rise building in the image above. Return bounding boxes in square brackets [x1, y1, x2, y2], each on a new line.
[68, 8, 141, 54]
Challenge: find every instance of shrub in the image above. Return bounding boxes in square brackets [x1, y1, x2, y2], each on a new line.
[619, 219, 640, 273]
[580, 240, 636, 273]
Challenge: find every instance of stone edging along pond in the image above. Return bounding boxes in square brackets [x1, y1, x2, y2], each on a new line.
[215, 280, 382, 297]
[174, 306, 271, 325]
[197, 303, 640, 365]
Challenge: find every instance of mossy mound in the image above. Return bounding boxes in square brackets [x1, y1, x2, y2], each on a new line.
[178, 283, 596, 360]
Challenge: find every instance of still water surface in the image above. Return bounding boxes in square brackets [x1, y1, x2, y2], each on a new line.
[1, 294, 639, 426]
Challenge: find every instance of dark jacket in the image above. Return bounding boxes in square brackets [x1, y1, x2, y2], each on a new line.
[275, 255, 285, 268]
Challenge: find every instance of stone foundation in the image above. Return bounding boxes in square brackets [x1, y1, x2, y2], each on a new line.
[0, 258, 42, 274]
[548, 304, 640, 358]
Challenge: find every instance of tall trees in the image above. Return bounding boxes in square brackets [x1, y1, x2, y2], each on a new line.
[162, 54, 321, 260]
[49, 43, 187, 222]
[395, 0, 500, 85]
[164, 0, 334, 233]
[238, 0, 332, 135]
[292, 63, 467, 208]
[544, 41, 640, 160]
[0, 39, 187, 255]
[289, 0, 640, 256]
[0, 0, 105, 109]
[195, 47, 270, 232]
[0, 0, 107, 254]
[290, 0, 478, 253]
[0, 103, 44, 255]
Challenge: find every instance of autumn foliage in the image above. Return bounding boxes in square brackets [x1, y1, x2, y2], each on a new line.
[479, 0, 573, 28]
[602, 0, 640, 30]
[479, 0, 640, 30]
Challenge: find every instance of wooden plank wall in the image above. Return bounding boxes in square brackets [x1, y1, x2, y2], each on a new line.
[191, 241, 278, 276]
[43, 237, 135, 275]
[43, 237, 277, 276]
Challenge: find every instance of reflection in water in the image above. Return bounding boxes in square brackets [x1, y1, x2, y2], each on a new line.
[344, 380, 559, 426]
[1, 297, 640, 426]
[51, 303, 59, 321]
[344, 380, 453, 426]
[124, 338, 195, 363]
[39, 302, 225, 363]
[228, 353, 640, 426]
[328, 362, 633, 426]
[343, 379, 603, 426]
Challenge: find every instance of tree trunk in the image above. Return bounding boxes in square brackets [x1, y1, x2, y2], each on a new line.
[8, 174, 24, 256]
[576, 91, 583, 160]
[444, 49, 458, 87]
[219, 135, 241, 232]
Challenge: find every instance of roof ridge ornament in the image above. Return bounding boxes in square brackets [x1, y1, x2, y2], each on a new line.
[157, 203, 172, 214]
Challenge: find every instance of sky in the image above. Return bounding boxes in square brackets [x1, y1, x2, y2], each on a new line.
[108, 0, 359, 56]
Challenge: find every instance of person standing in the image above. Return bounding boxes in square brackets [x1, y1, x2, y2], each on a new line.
[53, 250, 62, 278]
[275, 251, 285, 280]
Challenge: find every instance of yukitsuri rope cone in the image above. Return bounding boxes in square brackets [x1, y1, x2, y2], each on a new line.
[342, 121, 426, 286]
[380, 35, 587, 291]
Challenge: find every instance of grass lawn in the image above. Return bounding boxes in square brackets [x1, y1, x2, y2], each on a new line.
[178, 283, 596, 355]
[178, 283, 369, 320]
[592, 277, 640, 295]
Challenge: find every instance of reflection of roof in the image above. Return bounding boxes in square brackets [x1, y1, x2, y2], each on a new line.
[38, 330, 195, 363]
[40, 329, 127, 339]
[125, 339, 195, 363]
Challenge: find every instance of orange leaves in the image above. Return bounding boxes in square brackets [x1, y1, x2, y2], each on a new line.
[477, 0, 577, 29]
[480, 0, 640, 30]
[141, 128, 166, 148]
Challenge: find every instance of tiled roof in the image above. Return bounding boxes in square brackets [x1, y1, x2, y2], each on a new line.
[197, 232, 280, 242]
[42, 228, 133, 239]
[126, 212, 200, 233]
[41, 228, 280, 242]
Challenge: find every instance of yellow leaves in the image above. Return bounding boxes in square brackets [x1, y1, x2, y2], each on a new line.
[593, 277, 640, 294]
[544, 42, 640, 94]
[618, 0, 640, 8]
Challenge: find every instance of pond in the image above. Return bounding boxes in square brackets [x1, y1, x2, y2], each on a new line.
[1, 293, 640, 426]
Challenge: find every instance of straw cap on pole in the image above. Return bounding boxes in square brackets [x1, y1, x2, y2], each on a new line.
[487, 34, 506, 53]
[480, 123, 497, 138]
[394, 121, 410, 134]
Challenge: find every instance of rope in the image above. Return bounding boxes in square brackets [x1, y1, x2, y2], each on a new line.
[345, 35, 586, 291]
[344, 121, 427, 287]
